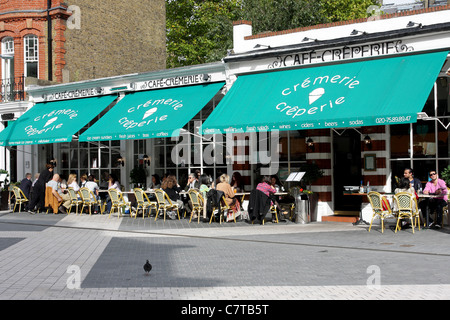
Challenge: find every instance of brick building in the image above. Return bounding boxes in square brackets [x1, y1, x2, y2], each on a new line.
[0, 0, 166, 181]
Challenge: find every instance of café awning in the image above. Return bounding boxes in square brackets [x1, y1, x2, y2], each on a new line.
[79, 82, 224, 142]
[200, 51, 449, 134]
[0, 95, 117, 146]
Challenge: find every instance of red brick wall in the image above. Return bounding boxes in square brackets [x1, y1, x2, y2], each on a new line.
[0, 1, 70, 82]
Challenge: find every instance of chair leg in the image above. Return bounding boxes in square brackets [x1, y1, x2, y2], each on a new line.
[395, 216, 401, 233]
[368, 214, 375, 232]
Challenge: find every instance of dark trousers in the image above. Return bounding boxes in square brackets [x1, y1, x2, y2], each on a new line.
[27, 182, 45, 212]
[427, 198, 447, 225]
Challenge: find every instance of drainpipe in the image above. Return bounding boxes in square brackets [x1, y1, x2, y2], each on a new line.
[47, 0, 53, 81]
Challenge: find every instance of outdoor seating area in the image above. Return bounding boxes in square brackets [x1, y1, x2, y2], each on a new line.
[366, 190, 449, 234]
[7, 186, 293, 226]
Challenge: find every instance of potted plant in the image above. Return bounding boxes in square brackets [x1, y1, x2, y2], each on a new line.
[130, 165, 147, 188]
[440, 165, 450, 191]
[288, 162, 324, 222]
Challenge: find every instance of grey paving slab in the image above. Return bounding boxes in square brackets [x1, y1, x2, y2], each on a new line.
[1, 210, 450, 301]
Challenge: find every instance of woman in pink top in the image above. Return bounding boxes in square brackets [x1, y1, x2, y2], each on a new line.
[423, 170, 448, 228]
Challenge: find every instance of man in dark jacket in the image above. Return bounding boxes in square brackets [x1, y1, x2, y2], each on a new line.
[19, 173, 32, 199]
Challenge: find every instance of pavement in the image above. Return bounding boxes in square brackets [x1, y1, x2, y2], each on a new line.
[1, 208, 450, 303]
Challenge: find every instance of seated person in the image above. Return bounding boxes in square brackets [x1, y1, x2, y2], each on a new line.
[423, 170, 448, 229]
[150, 174, 161, 189]
[403, 167, 422, 192]
[199, 174, 211, 222]
[19, 173, 32, 200]
[393, 177, 417, 212]
[231, 172, 244, 193]
[162, 176, 184, 219]
[47, 173, 71, 214]
[393, 177, 417, 229]
[67, 173, 80, 192]
[216, 174, 237, 209]
[184, 173, 200, 191]
[256, 176, 286, 221]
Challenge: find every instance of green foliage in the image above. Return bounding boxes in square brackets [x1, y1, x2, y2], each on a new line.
[166, 0, 380, 68]
[320, 0, 380, 22]
[441, 165, 450, 186]
[299, 162, 324, 188]
[130, 166, 147, 185]
[166, 0, 242, 68]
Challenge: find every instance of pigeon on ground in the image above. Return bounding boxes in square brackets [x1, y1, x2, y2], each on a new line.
[143, 260, 152, 275]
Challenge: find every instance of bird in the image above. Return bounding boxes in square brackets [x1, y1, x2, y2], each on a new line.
[143, 260, 152, 275]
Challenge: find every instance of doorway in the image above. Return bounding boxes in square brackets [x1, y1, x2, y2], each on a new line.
[333, 130, 362, 213]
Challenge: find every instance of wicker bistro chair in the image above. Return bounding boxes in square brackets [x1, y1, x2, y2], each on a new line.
[133, 188, 158, 219]
[12, 186, 29, 212]
[79, 187, 103, 215]
[67, 187, 83, 215]
[209, 195, 235, 224]
[107, 188, 130, 219]
[188, 189, 204, 224]
[154, 189, 181, 221]
[367, 191, 393, 233]
[394, 192, 416, 234]
[413, 197, 422, 230]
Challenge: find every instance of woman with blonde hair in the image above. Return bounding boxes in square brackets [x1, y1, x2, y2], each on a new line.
[67, 173, 80, 192]
[216, 174, 237, 209]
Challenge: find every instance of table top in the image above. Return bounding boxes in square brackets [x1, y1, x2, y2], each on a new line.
[344, 192, 442, 198]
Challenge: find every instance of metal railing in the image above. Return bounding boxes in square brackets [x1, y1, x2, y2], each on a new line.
[0, 75, 25, 103]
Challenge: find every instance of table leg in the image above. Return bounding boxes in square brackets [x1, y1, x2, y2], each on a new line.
[353, 205, 369, 226]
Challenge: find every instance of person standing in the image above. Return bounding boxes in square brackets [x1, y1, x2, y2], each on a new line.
[27, 164, 54, 214]
[423, 170, 448, 229]
[19, 173, 32, 200]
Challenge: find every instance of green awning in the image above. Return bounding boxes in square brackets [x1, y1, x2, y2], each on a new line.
[0, 95, 117, 146]
[201, 51, 449, 134]
[79, 82, 224, 142]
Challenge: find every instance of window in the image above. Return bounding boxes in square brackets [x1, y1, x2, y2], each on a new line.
[2, 37, 14, 55]
[1, 37, 14, 79]
[152, 93, 228, 187]
[24, 35, 38, 78]
[390, 78, 450, 186]
[57, 104, 122, 189]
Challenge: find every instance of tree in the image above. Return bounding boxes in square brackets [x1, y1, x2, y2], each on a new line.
[166, 0, 380, 68]
[320, 0, 380, 22]
[166, 0, 242, 68]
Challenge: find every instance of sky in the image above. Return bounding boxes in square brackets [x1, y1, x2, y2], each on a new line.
[382, 0, 421, 4]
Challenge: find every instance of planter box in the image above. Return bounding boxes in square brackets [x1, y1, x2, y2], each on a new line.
[0, 190, 10, 210]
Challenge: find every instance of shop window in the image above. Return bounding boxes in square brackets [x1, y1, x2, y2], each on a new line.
[413, 121, 436, 158]
[391, 78, 450, 187]
[390, 124, 410, 159]
[152, 94, 228, 183]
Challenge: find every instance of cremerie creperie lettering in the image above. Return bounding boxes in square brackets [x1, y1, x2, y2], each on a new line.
[269, 39, 414, 69]
[24, 109, 79, 136]
[118, 97, 183, 130]
[276, 74, 360, 119]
